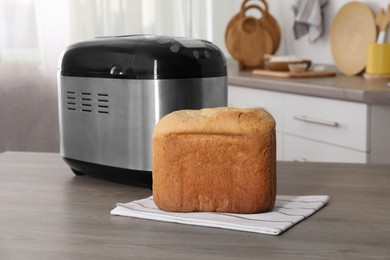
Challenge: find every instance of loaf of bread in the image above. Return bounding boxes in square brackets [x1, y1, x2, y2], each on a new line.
[152, 107, 276, 214]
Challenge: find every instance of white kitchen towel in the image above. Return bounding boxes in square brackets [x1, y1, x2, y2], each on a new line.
[111, 195, 329, 235]
[292, 0, 328, 43]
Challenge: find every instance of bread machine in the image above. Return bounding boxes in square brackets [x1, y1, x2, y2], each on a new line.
[57, 35, 227, 187]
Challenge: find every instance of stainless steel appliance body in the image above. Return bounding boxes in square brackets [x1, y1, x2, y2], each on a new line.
[57, 35, 227, 186]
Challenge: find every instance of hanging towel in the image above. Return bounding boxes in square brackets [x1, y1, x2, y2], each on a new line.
[292, 0, 329, 43]
[111, 195, 329, 235]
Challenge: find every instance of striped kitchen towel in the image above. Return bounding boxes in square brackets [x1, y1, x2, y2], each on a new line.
[111, 195, 329, 235]
[292, 0, 329, 43]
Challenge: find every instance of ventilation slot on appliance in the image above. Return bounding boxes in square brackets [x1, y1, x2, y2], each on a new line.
[97, 93, 109, 114]
[66, 91, 77, 111]
[80, 92, 92, 113]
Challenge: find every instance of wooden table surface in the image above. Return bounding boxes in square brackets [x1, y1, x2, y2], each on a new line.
[0, 152, 389, 259]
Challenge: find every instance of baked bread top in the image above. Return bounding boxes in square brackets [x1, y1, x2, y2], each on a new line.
[153, 107, 276, 137]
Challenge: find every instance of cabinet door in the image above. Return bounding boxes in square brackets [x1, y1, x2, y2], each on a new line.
[229, 85, 283, 160]
[283, 94, 369, 152]
[284, 135, 368, 163]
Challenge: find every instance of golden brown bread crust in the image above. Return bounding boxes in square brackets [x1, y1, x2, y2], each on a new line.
[152, 107, 276, 214]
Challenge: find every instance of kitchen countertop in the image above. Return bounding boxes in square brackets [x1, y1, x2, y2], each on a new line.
[0, 151, 389, 259]
[228, 61, 390, 105]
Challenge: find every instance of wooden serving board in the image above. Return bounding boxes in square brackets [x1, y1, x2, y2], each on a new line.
[225, 5, 273, 69]
[330, 2, 377, 75]
[225, 0, 280, 70]
[252, 69, 336, 78]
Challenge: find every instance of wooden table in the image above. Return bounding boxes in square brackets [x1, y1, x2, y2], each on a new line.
[0, 152, 389, 259]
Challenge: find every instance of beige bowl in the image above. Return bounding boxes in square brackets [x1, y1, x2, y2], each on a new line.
[288, 63, 309, 73]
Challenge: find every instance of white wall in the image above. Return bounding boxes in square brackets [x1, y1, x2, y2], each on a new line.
[204, 0, 390, 65]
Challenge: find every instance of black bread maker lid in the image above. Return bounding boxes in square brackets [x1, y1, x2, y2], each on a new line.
[59, 35, 227, 80]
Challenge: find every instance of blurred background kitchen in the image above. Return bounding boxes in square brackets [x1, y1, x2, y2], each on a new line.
[1, 0, 389, 154]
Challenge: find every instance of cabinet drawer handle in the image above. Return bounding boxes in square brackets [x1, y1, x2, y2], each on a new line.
[293, 115, 339, 127]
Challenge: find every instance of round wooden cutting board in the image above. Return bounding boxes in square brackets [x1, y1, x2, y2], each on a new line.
[226, 15, 273, 67]
[330, 2, 377, 75]
[226, 0, 281, 55]
[225, 4, 273, 68]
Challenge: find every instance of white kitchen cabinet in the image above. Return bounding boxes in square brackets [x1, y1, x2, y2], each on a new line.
[283, 134, 368, 163]
[228, 85, 387, 163]
[283, 94, 369, 152]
